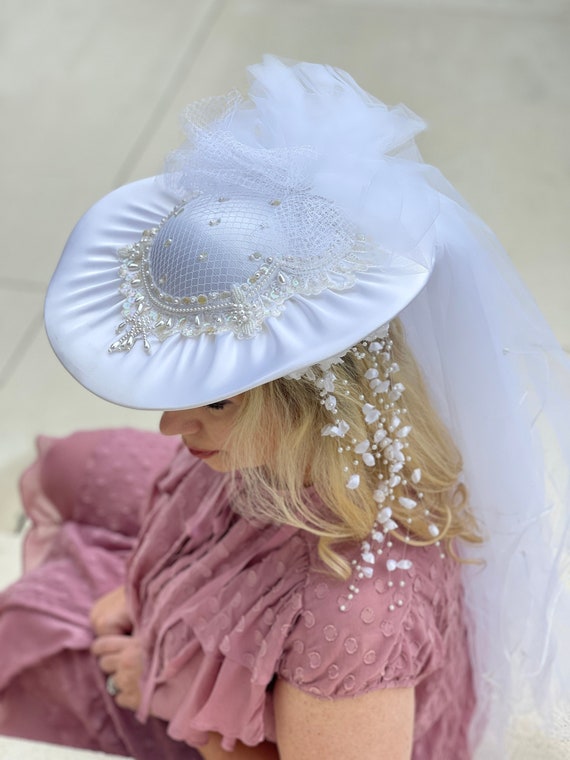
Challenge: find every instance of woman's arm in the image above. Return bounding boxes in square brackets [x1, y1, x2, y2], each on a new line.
[197, 680, 414, 759]
[273, 679, 414, 760]
[198, 734, 279, 760]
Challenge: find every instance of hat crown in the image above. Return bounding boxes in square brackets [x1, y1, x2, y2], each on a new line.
[148, 190, 356, 302]
[112, 188, 369, 348]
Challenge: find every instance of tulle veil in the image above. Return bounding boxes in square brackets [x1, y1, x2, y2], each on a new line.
[163, 56, 570, 756]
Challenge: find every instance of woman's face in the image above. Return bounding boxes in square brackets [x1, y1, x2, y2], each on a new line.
[159, 394, 247, 472]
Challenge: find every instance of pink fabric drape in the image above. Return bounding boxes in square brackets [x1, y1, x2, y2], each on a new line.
[0, 429, 475, 758]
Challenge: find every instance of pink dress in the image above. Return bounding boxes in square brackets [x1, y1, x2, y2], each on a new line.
[0, 429, 475, 758]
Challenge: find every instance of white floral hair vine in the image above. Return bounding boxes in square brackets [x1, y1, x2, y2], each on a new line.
[290, 322, 444, 611]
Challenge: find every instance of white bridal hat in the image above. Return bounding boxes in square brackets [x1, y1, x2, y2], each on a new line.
[45, 57, 438, 410]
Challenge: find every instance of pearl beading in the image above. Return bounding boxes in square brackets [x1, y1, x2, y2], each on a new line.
[109, 192, 371, 352]
[293, 324, 444, 611]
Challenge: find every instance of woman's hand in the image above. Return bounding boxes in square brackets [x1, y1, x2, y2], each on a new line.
[91, 634, 143, 711]
[90, 585, 132, 636]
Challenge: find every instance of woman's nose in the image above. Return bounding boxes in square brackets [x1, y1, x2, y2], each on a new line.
[159, 411, 201, 436]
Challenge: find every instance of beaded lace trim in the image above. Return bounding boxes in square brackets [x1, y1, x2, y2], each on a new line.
[109, 192, 370, 352]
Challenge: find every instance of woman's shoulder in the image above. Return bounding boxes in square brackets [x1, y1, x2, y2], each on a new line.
[278, 539, 463, 698]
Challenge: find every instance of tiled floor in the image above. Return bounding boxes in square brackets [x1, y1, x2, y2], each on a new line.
[0, 735, 126, 760]
[1, 0, 569, 537]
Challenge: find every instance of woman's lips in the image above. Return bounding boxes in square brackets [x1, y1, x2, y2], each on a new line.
[186, 447, 219, 460]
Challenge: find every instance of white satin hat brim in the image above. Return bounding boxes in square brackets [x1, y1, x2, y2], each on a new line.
[45, 177, 433, 410]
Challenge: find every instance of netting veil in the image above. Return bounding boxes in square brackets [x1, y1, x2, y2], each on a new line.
[45, 56, 570, 755]
[400, 194, 570, 754]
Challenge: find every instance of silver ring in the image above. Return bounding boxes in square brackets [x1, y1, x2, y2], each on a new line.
[106, 674, 119, 697]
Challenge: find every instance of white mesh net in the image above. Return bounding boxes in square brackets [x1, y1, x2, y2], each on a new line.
[148, 192, 359, 301]
[111, 188, 369, 349]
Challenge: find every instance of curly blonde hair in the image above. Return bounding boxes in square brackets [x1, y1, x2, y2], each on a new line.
[225, 318, 481, 578]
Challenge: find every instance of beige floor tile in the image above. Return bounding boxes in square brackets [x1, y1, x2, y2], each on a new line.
[0, 0, 221, 285]
[0, 532, 22, 590]
[0, 456, 30, 531]
[0, 285, 44, 383]
[288, 0, 569, 14]
[0, 735, 128, 760]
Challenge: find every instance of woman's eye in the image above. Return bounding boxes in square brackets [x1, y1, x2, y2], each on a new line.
[207, 400, 228, 410]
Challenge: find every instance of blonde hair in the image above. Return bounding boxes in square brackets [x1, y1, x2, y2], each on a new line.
[226, 318, 481, 578]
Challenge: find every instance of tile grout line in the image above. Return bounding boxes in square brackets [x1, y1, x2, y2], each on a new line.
[300, 0, 570, 23]
[0, 277, 46, 294]
[113, 0, 227, 188]
[0, 310, 44, 389]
